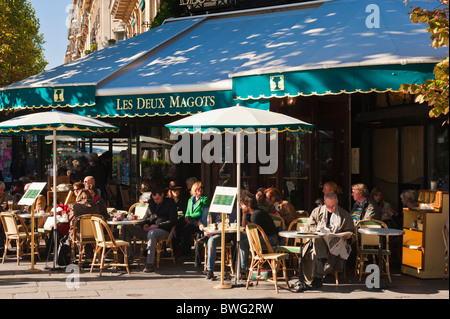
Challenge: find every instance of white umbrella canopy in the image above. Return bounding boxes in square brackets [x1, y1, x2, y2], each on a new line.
[165, 104, 314, 133]
[0, 109, 119, 135]
[166, 104, 313, 284]
[0, 109, 119, 270]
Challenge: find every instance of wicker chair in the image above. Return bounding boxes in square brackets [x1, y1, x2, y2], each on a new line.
[155, 225, 177, 268]
[355, 219, 391, 283]
[276, 217, 308, 274]
[90, 216, 130, 275]
[0, 213, 40, 265]
[71, 214, 104, 270]
[245, 223, 289, 293]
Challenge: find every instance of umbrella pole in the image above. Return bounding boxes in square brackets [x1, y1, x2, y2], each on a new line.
[234, 131, 242, 286]
[52, 129, 58, 270]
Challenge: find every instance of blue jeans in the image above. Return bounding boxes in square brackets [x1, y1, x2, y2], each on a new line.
[206, 234, 221, 271]
[146, 228, 169, 264]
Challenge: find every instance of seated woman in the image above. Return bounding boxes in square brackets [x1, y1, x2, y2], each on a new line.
[67, 188, 100, 241]
[86, 185, 110, 221]
[180, 181, 209, 259]
[255, 187, 270, 213]
[264, 187, 297, 230]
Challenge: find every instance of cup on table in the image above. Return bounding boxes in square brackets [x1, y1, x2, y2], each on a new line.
[8, 200, 13, 211]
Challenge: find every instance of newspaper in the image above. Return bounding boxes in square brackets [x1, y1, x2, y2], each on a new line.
[319, 228, 353, 260]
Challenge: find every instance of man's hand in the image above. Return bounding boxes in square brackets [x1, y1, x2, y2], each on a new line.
[143, 224, 158, 232]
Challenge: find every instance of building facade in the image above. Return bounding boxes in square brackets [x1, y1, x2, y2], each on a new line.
[1, 0, 447, 217]
[65, 0, 161, 63]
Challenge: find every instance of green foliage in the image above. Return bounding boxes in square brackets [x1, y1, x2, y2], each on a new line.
[141, 159, 171, 184]
[151, 0, 183, 29]
[0, 0, 48, 87]
[400, 0, 449, 124]
[90, 43, 98, 52]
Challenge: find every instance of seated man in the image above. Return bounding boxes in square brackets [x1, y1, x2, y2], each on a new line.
[350, 183, 381, 224]
[299, 192, 354, 291]
[239, 192, 278, 276]
[122, 187, 177, 272]
[203, 208, 237, 280]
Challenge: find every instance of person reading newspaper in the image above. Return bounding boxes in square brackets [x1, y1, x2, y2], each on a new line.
[298, 192, 354, 291]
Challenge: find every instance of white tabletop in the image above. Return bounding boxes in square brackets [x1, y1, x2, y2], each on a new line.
[278, 230, 324, 239]
[203, 226, 243, 235]
[107, 219, 144, 226]
[18, 213, 51, 219]
[358, 228, 405, 236]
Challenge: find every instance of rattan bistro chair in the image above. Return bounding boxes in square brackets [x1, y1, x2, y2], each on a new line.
[1, 213, 40, 265]
[245, 223, 290, 293]
[154, 225, 177, 268]
[355, 219, 391, 283]
[128, 203, 149, 219]
[136, 225, 177, 268]
[203, 239, 234, 275]
[128, 203, 149, 252]
[276, 217, 308, 274]
[71, 214, 104, 270]
[90, 216, 130, 275]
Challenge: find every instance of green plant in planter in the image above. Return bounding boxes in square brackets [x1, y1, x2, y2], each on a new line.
[141, 159, 171, 184]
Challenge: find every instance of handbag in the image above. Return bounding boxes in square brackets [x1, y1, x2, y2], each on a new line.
[57, 235, 71, 266]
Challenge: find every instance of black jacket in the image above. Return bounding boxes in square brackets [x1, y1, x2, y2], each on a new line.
[143, 196, 177, 232]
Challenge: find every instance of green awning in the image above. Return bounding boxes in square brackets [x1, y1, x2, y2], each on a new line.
[73, 90, 233, 118]
[0, 85, 96, 110]
[233, 63, 437, 103]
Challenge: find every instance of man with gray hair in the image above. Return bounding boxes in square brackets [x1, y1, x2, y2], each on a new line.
[350, 183, 381, 224]
[296, 192, 354, 291]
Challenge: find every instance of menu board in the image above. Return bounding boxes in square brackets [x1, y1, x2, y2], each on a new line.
[18, 182, 47, 206]
[209, 186, 237, 214]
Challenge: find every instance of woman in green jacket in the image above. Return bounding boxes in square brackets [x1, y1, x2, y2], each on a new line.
[181, 181, 209, 257]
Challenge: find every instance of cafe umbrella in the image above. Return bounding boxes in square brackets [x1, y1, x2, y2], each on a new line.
[0, 109, 119, 271]
[165, 104, 314, 285]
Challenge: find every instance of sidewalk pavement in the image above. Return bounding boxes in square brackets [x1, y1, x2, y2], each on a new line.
[0, 255, 448, 301]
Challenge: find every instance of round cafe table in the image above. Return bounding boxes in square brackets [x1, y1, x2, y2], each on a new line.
[106, 219, 144, 226]
[278, 230, 324, 292]
[203, 226, 244, 235]
[107, 219, 144, 237]
[18, 213, 51, 219]
[358, 227, 404, 289]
